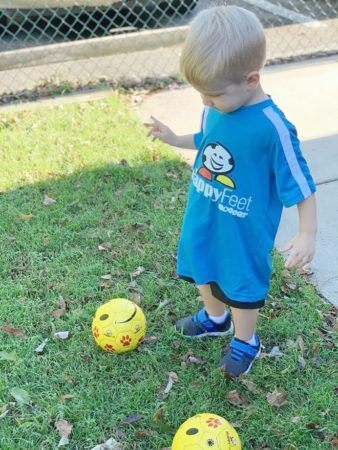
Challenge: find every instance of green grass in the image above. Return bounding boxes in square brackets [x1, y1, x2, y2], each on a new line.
[0, 95, 336, 450]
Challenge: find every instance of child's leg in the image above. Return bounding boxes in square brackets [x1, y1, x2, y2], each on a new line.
[220, 307, 261, 378]
[197, 284, 227, 317]
[174, 284, 233, 338]
[230, 307, 259, 341]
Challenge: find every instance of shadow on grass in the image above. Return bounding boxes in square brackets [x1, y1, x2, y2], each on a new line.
[0, 108, 336, 450]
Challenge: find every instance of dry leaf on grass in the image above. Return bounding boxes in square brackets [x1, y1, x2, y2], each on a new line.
[2, 325, 25, 337]
[98, 242, 112, 251]
[55, 419, 73, 447]
[266, 390, 288, 407]
[43, 194, 56, 206]
[297, 355, 306, 369]
[35, 338, 49, 355]
[52, 296, 67, 318]
[90, 437, 123, 450]
[131, 291, 141, 305]
[261, 346, 284, 358]
[131, 266, 145, 278]
[19, 213, 33, 222]
[241, 379, 261, 394]
[164, 372, 179, 395]
[291, 416, 301, 424]
[181, 350, 205, 367]
[0, 404, 10, 420]
[121, 413, 143, 425]
[101, 274, 113, 280]
[226, 390, 250, 407]
[54, 331, 72, 340]
[59, 394, 75, 403]
[296, 335, 305, 352]
[158, 372, 179, 399]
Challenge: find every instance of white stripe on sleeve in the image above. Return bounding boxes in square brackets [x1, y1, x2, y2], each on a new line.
[263, 106, 312, 198]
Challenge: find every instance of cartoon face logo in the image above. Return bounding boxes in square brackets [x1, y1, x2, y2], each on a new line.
[198, 142, 236, 188]
[203, 143, 234, 174]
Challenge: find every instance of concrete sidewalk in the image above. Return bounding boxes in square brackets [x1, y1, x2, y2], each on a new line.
[138, 55, 338, 307]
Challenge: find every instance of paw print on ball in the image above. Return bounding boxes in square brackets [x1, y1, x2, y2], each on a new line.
[93, 326, 100, 339]
[104, 344, 115, 352]
[206, 417, 222, 428]
[120, 335, 132, 347]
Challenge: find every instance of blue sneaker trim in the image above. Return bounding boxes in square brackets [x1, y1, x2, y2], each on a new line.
[219, 334, 261, 377]
[230, 338, 260, 358]
[192, 309, 221, 332]
[175, 308, 233, 338]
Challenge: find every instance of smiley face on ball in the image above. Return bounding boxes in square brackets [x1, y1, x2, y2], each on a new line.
[92, 298, 146, 353]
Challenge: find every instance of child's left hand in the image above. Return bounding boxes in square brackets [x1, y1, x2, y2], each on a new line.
[279, 232, 316, 269]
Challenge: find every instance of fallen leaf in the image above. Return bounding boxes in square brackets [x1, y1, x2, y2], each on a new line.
[43, 194, 56, 206]
[136, 430, 151, 438]
[0, 351, 19, 362]
[121, 413, 143, 425]
[296, 335, 305, 352]
[142, 335, 158, 344]
[241, 379, 261, 394]
[131, 223, 147, 230]
[291, 416, 301, 424]
[55, 419, 72, 447]
[20, 213, 33, 222]
[54, 331, 72, 340]
[59, 394, 75, 403]
[0, 404, 10, 420]
[2, 325, 25, 337]
[90, 438, 123, 450]
[187, 355, 205, 365]
[297, 355, 306, 369]
[266, 390, 288, 407]
[101, 274, 112, 280]
[131, 291, 141, 305]
[153, 407, 165, 422]
[35, 338, 49, 355]
[10, 387, 31, 405]
[156, 299, 172, 310]
[98, 242, 112, 251]
[226, 390, 250, 407]
[181, 350, 205, 367]
[52, 296, 67, 318]
[131, 266, 145, 278]
[261, 346, 284, 358]
[164, 372, 179, 395]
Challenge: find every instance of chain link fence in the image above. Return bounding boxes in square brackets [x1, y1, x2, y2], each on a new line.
[0, 0, 337, 100]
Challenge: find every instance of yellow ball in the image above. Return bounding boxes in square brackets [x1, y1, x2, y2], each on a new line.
[172, 413, 241, 450]
[92, 298, 146, 354]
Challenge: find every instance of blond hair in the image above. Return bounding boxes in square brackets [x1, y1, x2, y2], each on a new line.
[180, 5, 266, 91]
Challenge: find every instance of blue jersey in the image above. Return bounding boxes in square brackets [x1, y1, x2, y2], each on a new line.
[177, 98, 316, 307]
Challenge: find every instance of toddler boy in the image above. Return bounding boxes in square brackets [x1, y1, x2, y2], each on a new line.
[147, 5, 317, 378]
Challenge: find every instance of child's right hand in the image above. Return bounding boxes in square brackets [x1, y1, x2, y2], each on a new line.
[145, 116, 178, 146]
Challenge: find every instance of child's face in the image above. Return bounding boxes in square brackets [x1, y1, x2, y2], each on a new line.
[199, 80, 255, 113]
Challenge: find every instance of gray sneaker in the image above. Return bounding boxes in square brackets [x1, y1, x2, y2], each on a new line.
[175, 308, 234, 338]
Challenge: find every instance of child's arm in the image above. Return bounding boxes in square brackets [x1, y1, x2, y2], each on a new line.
[279, 193, 317, 269]
[145, 116, 196, 149]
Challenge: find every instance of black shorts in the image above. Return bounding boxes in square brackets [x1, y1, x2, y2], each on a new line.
[179, 275, 265, 309]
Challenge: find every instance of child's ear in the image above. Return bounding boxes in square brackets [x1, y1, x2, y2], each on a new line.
[246, 71, 260, 87]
